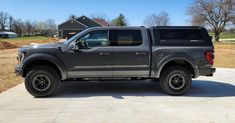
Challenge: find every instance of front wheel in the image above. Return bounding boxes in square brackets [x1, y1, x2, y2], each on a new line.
[159, 66, 192, 95]
[25, 66, 60, 97]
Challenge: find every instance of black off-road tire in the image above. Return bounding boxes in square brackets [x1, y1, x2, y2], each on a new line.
[159, 66, 192, 95]
[25, 65, 60, 97]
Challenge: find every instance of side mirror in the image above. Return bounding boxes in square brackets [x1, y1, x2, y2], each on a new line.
[71, 42, 81, 51]
[69, 43, 79, 51]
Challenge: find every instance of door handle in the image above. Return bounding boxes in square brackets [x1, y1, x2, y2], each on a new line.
[99, 52, 110, 55]
[135, 52, 146, 55]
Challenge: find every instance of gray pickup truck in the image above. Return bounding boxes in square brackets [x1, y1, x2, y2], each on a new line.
[15, 26, 215, 97]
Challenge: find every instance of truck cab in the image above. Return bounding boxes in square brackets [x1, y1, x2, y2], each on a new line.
[63, 27, 151, 78]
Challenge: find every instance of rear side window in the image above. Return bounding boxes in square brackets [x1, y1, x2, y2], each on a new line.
[158, 29, 209, 46]
[109, 30, 142, 46]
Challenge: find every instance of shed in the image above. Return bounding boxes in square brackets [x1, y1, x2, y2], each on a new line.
[0, 31, 18, 38]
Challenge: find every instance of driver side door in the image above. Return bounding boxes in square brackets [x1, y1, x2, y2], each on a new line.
[66, 30, 113, 78]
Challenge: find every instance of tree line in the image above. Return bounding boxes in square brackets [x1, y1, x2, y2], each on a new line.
[0, 11, 57, 37]
[69, 12, 169, 27]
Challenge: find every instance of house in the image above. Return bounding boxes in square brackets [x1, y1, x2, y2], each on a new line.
[58, 15, 109, 39]
[0, 31, 18, 38]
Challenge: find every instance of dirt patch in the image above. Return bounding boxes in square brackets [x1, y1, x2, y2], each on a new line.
[0, 37, 59, 50]
[8, 37, 58, 47]
[0, 41, 17, 50]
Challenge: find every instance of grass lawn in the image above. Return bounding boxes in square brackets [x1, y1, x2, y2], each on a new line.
[0, 36, 48, 41]
[214, 42, 235, 68]
[209, 32, 235, 43]
[0, 49, 23, 92]
[218, 32, 235, 39]
[209, 32, 235, 39]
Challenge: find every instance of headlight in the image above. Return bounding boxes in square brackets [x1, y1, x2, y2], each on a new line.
[17, 52, 25, 64]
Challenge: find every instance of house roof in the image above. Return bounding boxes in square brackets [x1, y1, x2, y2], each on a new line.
[58, 18, 88, 27]
[76, 15, 102, 27]
[92, 19, 109, 26]
[0, 31, 17, 35]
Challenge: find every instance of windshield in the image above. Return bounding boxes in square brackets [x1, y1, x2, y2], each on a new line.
[63, 28, 89, 45]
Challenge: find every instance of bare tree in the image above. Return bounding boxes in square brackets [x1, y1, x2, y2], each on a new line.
[143, 14, 157, 27]
[8, 16, 14, 31]
[157, 12, 170, 26]
[187, 0, 235, 41]
[45, 19, 57, 36]
[24, 21, 33, 35]
[143, 11, 170, 27]
[35, 21, 46, 35]
[12, 19, 24, 36]
[0, 11, 9, 31]
[31, 21, 37, 35]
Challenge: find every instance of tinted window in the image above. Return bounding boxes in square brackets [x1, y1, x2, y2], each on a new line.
[158, 29, 208, 46]
[77, 30, 109, 48]
[110, 30, 142, 46]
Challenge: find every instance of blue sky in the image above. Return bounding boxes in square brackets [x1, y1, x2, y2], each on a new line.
[1, 0, 193, 26]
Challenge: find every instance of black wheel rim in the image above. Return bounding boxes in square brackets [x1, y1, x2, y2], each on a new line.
[32, 74, 51, 91]
[169, 73, 185, 90]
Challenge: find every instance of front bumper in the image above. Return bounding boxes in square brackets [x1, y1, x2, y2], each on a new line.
[15, 65, 23, 76]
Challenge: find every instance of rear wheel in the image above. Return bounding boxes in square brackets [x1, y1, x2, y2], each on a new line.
[159, 66, 192, 95]
[25, 66, 60, 97]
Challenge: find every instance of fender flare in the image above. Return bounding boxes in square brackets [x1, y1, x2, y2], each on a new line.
[22, 53, 67, 80]
[154, 54, 199, 78]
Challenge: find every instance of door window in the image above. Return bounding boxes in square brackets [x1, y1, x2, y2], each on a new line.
[77, 30, 109, 48]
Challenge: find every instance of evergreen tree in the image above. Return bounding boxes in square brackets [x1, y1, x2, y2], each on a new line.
[111, 14, 127, 26]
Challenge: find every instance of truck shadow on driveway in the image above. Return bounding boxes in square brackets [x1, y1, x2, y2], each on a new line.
[54, 80, 235, 98]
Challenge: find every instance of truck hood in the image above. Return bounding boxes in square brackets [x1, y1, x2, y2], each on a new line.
[19, 42, 64, 51]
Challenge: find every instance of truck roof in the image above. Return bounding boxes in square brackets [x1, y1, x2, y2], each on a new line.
[149, 26, 205, 29]
[89, 26, 206, 30]
[88, 26, 145, 30]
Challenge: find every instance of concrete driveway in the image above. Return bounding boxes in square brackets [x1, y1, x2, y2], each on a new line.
[0, 68, 235, 123]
